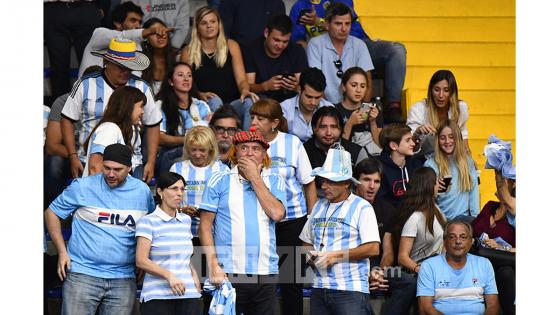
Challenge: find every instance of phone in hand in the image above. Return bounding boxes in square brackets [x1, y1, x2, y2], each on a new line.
[282, 71, 294, 79]
[297, 8, 312, 24]
[360, 102, 373, 119]
[438, 175, 452, 193]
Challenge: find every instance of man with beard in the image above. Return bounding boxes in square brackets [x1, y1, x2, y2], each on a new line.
[209, 104, 241, 168]
[44, 144, 156, 314]
[417, 220, 500, 315]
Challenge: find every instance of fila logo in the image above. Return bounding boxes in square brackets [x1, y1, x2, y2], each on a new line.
[98, 212, 136, 227]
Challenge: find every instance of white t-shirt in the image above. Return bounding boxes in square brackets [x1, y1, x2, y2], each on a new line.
[401, 211, 444, 262]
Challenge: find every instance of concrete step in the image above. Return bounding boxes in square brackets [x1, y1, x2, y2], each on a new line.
[404, 66, 515, 90]
[404, 42, 515, 67]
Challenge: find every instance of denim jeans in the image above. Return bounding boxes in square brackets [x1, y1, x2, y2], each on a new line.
[380, 269, 417, 315]
[44, 154, 70, 209]
[62, 272, 136, 315]
[311, 288, 373, 315]
[363, 39, 407, 104]
[208, 95, 254, 130]
[207, 0, 221, 9]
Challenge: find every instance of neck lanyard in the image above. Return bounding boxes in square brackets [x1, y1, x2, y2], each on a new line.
[319, 200, 346, 250]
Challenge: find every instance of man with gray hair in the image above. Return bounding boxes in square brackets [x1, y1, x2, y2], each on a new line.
[417, 220, 500, 315]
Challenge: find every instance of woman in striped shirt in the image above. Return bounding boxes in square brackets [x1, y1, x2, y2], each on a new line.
[136, 172, 201, 315]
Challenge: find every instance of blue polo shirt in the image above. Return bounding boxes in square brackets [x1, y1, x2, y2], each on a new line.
[307, 33, 373, 104]
[280, 94, 333, 142]
[49, 174, 156, 279]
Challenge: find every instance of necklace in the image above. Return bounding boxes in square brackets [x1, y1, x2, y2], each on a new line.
[319, 200, 346, 250]
[203, 49, 216, 59]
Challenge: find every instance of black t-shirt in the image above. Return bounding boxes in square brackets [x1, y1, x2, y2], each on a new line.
[243, 36, 308, 102]
[372, 196, 396, 240]
[335, 102, 384, 136]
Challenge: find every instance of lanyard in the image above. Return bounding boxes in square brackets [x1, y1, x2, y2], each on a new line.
[319, 200, 346, 250]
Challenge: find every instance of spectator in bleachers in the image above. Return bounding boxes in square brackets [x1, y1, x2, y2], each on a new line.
[336, 67, 383, 157]
[243, 14, 308, 103]
[82, 86, 145, 177]
[382, 167, 446, 315]
[353, 158, 396, 261]
[472, 169, 516, 315]
[417, 220, 499, 315]
[156, 62, 213, 174]
[44, 143, 156, 315]
[280, 67, 333, 143]
[299, 146, 380, 315]
[290, 0, 407, 123]
[376, 123, 423, 208]
[78, 1, 173, 78]
[304, 106, 367, 196]
[135, 171, 202, 315]
[169, 126, 229, 242]
[133, 0, 190, 51]
[141, 18, 177, 94]
[407, 69, 471, 157]
[44, 66, 102, 208]
[306, 2, 374, 105]
[218, 0, 286, 47]
[209, 104, 241, 167]
[199, 130, 287, 315]
[61, 38, 161, 183]
[44, 0, 101, 99]
[425, 121, 480, 221]
[181, 6, 258, 129]
[249, 99, 316, 315]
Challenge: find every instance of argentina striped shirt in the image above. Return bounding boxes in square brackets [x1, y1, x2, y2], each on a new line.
[170, 160, 229, 237]
[299, 193, 380, 293]
[200, 166, 288, 275]
[265, 131, 314, 221]
[61, 71, 162, 161]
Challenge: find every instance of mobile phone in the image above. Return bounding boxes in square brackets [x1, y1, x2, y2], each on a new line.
[438, 175, 452, 193]
[282, 71, 294, 79]
[297, 8, 312, 24]
[360, 102, 373, 119]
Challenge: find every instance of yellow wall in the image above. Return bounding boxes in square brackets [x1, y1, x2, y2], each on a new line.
[355, 0, 516, 205]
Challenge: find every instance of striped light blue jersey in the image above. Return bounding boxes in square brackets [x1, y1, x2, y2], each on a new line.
[159, 98, 212, 135]
[265, 131, 314, 221]
[61, 72, 162, 161]
[49, 174, 156, 278]
[417, 253, 498, 315]
[83, 122, 142, 177]
[170, 160, 230, 237]
[43, 105, 50, 145]
[199, 166, 288, 275]
[136, 206, 201, 302]
[299, 194, 380, 293]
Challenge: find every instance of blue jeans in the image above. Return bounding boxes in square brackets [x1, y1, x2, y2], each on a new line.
[364, 39, 407, 104]
[156, 146, 184, 176]
[311, 288, 373, 315]
[62, 272, 136, 315]
[209, 95, 254, 130]
[380, 269, 417, 315]
[207, 0, 221, 8]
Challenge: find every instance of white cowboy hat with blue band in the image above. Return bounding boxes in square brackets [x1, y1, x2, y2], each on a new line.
[311, 146, 360, 185]
[91, 38, 150, 71]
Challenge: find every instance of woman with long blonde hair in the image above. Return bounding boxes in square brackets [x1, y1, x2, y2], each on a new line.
[180, 6, 258, 129]
[424, 120, 479, 220]
[407, 70, 470, 156]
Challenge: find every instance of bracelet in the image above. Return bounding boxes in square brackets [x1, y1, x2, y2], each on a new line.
[68, 152, 78, 158]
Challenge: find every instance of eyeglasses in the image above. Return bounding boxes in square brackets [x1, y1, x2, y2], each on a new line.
[213, 125, 238, 136]
[166, 186, 186, 193]
[333, 59, 343, 78]
[445, 234, 470, 241]
[238, 144, 263, 153]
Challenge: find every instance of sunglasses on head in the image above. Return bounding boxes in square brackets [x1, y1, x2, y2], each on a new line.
[333, 59, 343, 78]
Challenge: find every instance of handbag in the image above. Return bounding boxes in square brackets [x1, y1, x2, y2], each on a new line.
[470, 238, 515, 268]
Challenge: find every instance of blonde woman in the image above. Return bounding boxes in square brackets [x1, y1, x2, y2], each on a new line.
[407, 70, 470, 156]
[169, 126, 229, 242]
[424, 121, 479, 221]
[181, 6, 258, 129]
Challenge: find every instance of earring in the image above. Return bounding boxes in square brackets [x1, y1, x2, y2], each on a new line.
[271, 127, 275, 132]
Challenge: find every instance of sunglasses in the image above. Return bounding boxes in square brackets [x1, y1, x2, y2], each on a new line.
[333, 59, 343, 78]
